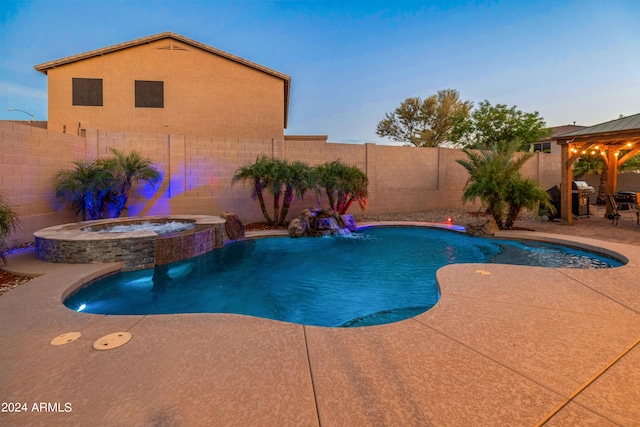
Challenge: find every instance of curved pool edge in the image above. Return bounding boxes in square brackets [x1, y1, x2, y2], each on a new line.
[493, 229, 633, 266]
[2, 225, 640, 425]
[61, 223, 637, 325]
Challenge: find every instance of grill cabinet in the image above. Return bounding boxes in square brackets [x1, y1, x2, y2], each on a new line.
[572, 181, 594, 217]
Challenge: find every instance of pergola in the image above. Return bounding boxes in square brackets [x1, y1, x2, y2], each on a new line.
[553, 113, 640, 225]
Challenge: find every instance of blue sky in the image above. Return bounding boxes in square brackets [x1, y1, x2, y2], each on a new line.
[1, 0, 639, 145]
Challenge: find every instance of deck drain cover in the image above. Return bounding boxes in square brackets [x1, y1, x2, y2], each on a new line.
[475, 269, 491, 275]
[51, 332, 81, 346]
[93, 332, 132, 351]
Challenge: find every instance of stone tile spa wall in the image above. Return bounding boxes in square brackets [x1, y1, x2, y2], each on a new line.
[34, 216, 225, 271]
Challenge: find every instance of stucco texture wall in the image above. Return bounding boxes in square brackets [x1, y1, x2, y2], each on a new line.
[1, 122, 565, 247]
[45, 38, 285, 139]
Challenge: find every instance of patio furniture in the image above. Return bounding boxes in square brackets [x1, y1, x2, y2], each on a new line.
[605, 193, 640, 226]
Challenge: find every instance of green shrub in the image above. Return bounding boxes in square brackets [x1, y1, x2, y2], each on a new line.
[0, 192, 19, 262]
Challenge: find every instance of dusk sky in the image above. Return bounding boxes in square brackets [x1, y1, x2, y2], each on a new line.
[1, 0, 639, 145]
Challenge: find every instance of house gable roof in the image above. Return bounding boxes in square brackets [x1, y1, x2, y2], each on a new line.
[536, 125, 586, 143]
[34, 32, 292, 128]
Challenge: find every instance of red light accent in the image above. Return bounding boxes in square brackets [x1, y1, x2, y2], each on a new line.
[446, 217, 453, 223]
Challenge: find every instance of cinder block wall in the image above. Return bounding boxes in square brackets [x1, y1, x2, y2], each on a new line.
[1, 122, 565, 247]
[581, 173, 640, 204]
[0, 121, 83, 246]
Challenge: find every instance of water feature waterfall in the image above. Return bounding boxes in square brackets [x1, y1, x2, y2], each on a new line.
[288, 208, 355, 237]
[317, 216, 351, 236]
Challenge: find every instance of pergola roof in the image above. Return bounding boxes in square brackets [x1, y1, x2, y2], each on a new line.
[553, 113, 640, 145]
[552, 112, 640, 225]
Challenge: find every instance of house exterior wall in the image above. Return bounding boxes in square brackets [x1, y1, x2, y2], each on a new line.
[1, 122, 566, 248]
[527, 125, 586, 155]
[45, 38, 285, 139]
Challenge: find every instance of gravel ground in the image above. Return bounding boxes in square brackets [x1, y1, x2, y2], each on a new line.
[0, 243, 36, 296]
[354, 208, 540, 225]
[355, 208, 477, 224]
[0, 270, 33, 296]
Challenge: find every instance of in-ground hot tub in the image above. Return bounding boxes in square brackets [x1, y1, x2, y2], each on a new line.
[34, 215, 226, 271]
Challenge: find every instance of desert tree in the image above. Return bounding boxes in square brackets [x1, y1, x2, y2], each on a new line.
[376, 89, 472, 147]
[450, 100, 550, 150]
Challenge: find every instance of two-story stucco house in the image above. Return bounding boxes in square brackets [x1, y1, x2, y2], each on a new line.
[35, 32, 291, 139]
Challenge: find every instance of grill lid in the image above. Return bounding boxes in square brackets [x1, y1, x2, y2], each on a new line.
[572, 181, 595, 192]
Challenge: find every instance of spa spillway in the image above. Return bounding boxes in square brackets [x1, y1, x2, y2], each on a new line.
[34, 215, 226, 271]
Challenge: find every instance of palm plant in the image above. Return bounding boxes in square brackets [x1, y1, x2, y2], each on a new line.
[619, 152, 640, 172]
[0, 192, 19, 261]
[55, 149, 161, 220]
[232, 155, 277, 224]
[457, 139, 551, 230]
[100, 148, 161, 217]
[335, 165, 368, 214]
[504, 178, 554, 230]
[315, 160, 343, 212]
[316, 160, 368, 214]
[233, 156, 314, 226]
[54, 159, 116, 220]
[276, 160, 315, 225]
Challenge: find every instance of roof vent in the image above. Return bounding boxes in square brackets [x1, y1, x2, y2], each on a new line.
[157, 44, 189, 51]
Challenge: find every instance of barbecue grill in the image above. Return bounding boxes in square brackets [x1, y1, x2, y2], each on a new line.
[572, 181, 595, 217]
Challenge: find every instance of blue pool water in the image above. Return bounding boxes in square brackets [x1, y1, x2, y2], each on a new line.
[65, 227, 623, 327]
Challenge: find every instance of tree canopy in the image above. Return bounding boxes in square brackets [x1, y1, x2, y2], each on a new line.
[450, 100, 550, 149]
[376, 89, 472, 147]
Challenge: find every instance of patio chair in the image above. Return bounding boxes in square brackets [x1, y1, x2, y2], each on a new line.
[604, 193, 640, 226]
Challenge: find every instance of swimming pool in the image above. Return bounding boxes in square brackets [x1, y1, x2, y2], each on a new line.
[64, 227, 623, 327]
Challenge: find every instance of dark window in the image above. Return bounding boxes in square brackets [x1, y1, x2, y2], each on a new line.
[135, 80, 164, 108]
[72, 78, 103, 106]
[532, 142, 552, 153]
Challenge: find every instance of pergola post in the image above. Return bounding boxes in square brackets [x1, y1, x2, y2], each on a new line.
[560, 143, 573, 225]
[606, 150, 618, 196]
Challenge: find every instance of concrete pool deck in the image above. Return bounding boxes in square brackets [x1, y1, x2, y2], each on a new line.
[1, 217, 639, 426]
